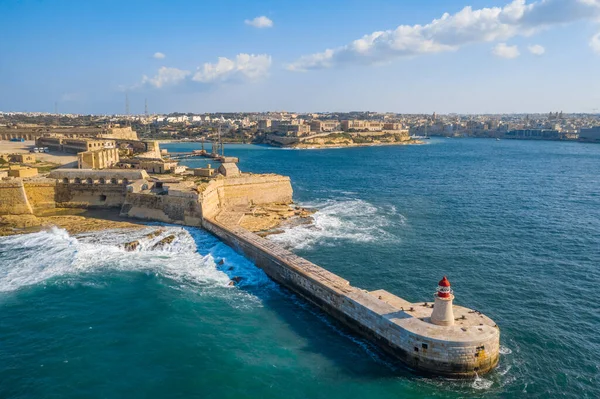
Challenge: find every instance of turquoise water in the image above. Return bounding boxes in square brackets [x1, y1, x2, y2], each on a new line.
[1, 139, 599, 398]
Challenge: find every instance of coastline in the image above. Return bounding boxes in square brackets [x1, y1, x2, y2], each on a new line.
[290, 139, 424, 149]
[143, 139, 424, 149]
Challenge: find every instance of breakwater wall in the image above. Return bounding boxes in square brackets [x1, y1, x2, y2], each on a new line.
[202, 217, 499, 377]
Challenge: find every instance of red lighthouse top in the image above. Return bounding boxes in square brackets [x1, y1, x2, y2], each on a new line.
[436, 276, 453, 298]
[438, 276, 451, 287]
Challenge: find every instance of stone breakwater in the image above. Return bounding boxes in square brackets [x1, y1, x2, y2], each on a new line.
[202, 217, 500, 377]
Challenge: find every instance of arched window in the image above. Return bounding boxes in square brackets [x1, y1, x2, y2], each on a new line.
[122, 178, 129, 185]
[74, 177, 81, 184]
[85, 178, 93, 184]
[110, 178, 118, 184]
[62, 178, 69, 184]
[98, 177, 105, 184]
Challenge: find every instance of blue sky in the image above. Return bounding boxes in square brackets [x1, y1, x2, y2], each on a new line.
[1, 0, 599, 114]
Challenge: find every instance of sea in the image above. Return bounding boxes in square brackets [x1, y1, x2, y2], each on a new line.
[1, 138, 599, 398]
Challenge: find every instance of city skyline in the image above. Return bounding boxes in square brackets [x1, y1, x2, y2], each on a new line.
[1, 0, 600, 114]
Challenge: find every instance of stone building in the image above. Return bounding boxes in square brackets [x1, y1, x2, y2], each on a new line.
[272, 123, 311, 137]
[341, 120, 384, 132]
[8, 166, 38, 178]
[36, 137, 116, 153]
[193, 164, 216, 178]
[0, 153, 36, 163]
[310, 120, 341, 132]
[383, 122, 404, 131]
[48, 169, 149, 184]
[137, 159, 186, 174]
[218, 163, 240, 177]
[61, 138, 115, 153]
[258, 120, 272, 131]
[98, 126, 139, 141]
[77, 148, 120, 169]
[13, 153, 36, 163]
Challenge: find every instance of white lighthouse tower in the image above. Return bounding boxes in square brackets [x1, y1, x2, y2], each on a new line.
[430, 276, 455, 326]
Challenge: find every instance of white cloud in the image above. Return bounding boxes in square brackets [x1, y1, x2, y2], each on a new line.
[288, 0, 600, 71]
[142, 67, 191, 88]
[528, 44, 546, 55]
[591, 32, 600, 53]
[193, 53, 272, 83]
[153, 52, 166, 59]
[493, 43, 521, 58]
[245, 16, 273, 28]
[139, 54, 272, 89]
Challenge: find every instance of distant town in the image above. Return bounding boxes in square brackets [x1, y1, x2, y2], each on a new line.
[1, 110, 600, 146]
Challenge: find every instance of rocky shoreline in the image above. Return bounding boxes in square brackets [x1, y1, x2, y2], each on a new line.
[0, 210, 146, 237]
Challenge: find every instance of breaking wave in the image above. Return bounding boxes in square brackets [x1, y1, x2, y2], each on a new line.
[0, 226, 273, 307]
[268, 198, 405, 250]
[472, 373, 494, 390]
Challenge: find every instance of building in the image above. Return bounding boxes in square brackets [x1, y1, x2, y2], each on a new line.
[36, 137, 116, 153]
[0, 153, 36, 163]
[505, 129, 561, 140]
[341, 120, 384, 132]
[48, 169, 149, 185]
[193, 164, 216, 178]
[218, 163, 240, 177]
[8, 166, 38, 178]
[36, 136, 62, 151]
[258, 120, 272, 131]
[77, 148, 120, 169]
[98, 126, 139, 141]
[310, 120, 341, 132]
[383, 122, 404, 131]
[579, 126, 600, 143]
[138, 159, 185, 174]
[61, 138, 115, 153]
[272, 123, 311, 137]
[12, 153, 36, 163]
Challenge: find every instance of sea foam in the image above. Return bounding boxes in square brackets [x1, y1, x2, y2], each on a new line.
[0, 226, 272, 305]
[268, 198, 405, 250]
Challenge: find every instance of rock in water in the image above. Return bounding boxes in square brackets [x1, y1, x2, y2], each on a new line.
[145, 229, 164, 239]
[152, 234, 176, 249]
[123, 240, 140, 251]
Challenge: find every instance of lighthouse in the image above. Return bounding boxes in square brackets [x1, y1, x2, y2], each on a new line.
[431, 276, 455, 326]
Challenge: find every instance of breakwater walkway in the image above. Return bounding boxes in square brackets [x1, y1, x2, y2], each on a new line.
[202, 217, 500, 377]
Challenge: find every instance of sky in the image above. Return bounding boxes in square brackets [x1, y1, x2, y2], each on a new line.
[1, 0, 599, 114]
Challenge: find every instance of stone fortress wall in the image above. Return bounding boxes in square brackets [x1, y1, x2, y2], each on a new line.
[24, 180, 57, 212]
[200, 174, 293, 219]
[0, 180, 34, 215]
[0, 179, 57, 215]
[0, 168, 292, 224]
